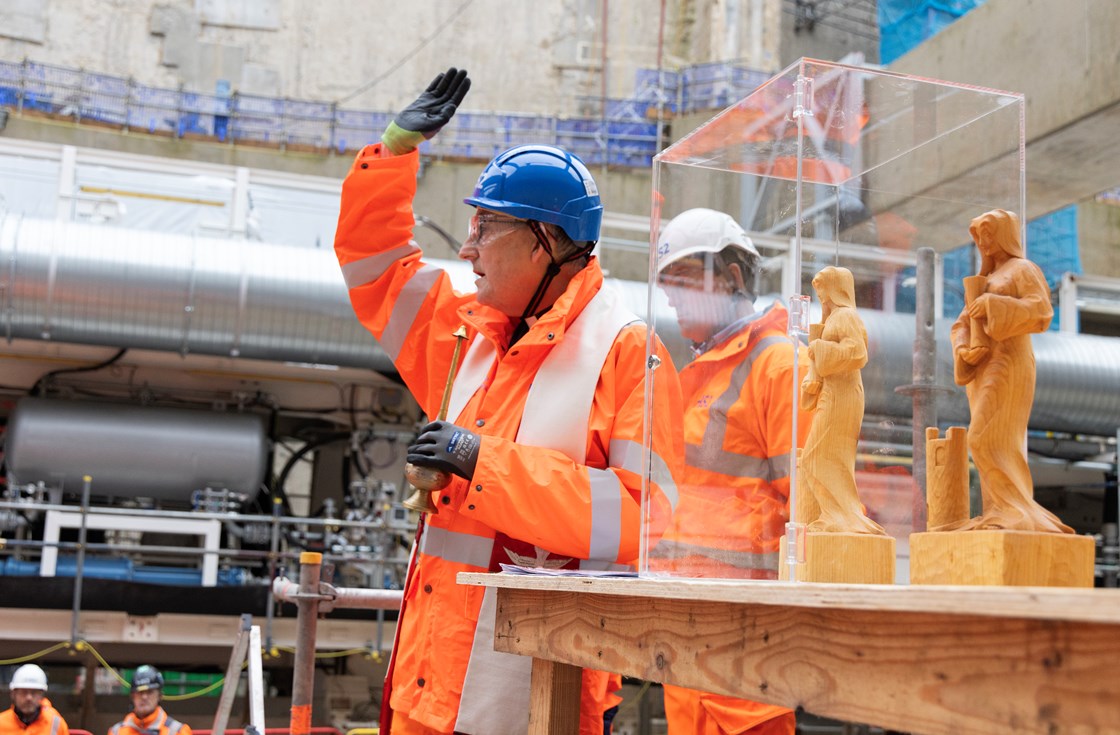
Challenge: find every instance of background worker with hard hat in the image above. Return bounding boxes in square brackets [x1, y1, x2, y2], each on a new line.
[0, 664, 69, 735]
[334, 67, 683, 735]
[108, 666, 191, 735]
[649, 208, 813, 735]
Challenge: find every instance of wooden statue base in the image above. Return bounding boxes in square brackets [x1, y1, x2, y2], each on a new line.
[910, 530, 1094, 587]
[780, 532, 895, 584]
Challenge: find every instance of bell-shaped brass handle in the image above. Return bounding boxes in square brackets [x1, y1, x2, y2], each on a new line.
[401, 325, 470, 516]
[401, 464, 450, 513]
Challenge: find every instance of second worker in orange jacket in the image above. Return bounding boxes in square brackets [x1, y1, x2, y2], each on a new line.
[650, 208, 813, 735]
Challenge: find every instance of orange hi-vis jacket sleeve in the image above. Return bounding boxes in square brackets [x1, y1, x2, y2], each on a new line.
[651, 301, 812, 579]
[335, 145, 683, 735]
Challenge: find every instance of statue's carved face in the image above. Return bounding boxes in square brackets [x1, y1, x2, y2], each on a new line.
[970, 220, 994, 255]
[969, 209, 1023, 261]
[812, 266, 856, 311]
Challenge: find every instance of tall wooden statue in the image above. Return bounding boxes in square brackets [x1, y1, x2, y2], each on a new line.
[781, 266, 895, 583]
[911, 209, 1094, 586]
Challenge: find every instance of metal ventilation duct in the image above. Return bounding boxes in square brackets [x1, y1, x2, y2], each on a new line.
[3, 214, 1118, 437]
[859, 310, 1120, 437]
[0, 214, 395, 373]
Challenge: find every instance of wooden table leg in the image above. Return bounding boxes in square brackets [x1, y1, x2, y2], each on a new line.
[529, 657, 582, 734]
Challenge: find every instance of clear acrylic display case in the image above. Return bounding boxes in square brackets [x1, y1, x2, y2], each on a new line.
[639, 58, 1025, 582]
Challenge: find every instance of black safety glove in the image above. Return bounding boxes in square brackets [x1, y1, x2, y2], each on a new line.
[380, 67, 471, 155]
[406, 420, 480, 481]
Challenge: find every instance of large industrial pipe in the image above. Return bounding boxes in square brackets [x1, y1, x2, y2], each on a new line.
[0, 214, 395, 372]
[3, 214, 1119, 437]
[859, 310, 1120, 438]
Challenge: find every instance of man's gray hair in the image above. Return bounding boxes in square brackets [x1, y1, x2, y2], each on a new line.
[547, 223, 594, 265]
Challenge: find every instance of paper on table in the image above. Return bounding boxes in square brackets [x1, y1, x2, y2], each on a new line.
[499, 563, 637, 578]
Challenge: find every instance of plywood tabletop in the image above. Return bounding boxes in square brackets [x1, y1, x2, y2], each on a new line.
[457, 572, 1120, 624]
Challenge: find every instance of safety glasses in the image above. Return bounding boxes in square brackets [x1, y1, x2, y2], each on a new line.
[464, 213, 530, 247]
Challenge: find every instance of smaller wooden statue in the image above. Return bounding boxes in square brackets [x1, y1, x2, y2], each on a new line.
[800, 266, 886, 536]
[781, 266, 894, 583]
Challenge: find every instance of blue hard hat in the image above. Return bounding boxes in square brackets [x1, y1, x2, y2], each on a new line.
[464, 145, 603, 243]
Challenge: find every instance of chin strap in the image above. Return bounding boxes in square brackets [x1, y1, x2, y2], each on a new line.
[520, 221, 593, 320]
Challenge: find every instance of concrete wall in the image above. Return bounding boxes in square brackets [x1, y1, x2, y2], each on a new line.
[1080, 201, 1120, 278]
[0, 0, 791, 117]
[0, 0, 618, 113]
[889, 0, 1120, 220]
[779, 0, 879, 66]
[663, 0, 784, 69]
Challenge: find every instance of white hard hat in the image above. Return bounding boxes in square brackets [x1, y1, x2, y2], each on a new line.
[10, 664, 48, 691]
[657, 208, 759, 272]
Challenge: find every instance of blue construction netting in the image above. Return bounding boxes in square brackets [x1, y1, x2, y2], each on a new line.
[0, 58, 769, 167]
[1027, 206, 1082, 330]
[679, 62, 771, 114]
[879, 0, 987, 65]
[881, 1, 1083, 328]
[894, 208, 1081, 330]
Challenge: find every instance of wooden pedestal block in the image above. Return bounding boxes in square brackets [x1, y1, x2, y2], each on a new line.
[910, 530, 1095, 587]
[780, 532, 895, 583]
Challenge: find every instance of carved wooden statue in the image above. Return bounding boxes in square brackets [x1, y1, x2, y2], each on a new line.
[948, 208, 1073, 533]
[800, 266, 886, 535]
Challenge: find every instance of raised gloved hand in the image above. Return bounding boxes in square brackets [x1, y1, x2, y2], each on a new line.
[381, 67, 471, 155]
[406, 420, 480, 481]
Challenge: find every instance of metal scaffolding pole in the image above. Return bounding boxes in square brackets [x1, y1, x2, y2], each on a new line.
[270, 558, 404, 732]
[896, 247, 945, 532]
[290, 551, 322, 735]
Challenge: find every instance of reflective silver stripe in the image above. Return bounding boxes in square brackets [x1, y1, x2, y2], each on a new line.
[418, 523, 494, 568]
[609, 437, 643, 475]
[694, 334, 789, 480]
[768, 452, 791, 482]
[611, 437, 679, 511]
[340, 242, 421, 289]
[685, 442, 767, 479]
[50, 716, 61, 735]
[587, 467, 623, 560]
[378, 264, 442, 361]
[685, 443, 791, 482]
[167, 719, 183, 735]
[648, 539, 780, 572]
[648, 445, 680, 511]
[109, 725, 121, 735]
[455, 587, 531, 735]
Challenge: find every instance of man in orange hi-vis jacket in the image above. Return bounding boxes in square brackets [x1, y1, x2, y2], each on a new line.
[108, 666, 191, 735]
[650, 208, 813, 735]
[333, 67, 683, 735]
[0, 665, 69, 735]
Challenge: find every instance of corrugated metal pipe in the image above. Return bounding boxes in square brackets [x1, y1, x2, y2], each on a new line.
[2, 214, 1119, 438]
[0, 214, 394, 372]
[860, 310, 1120, 438]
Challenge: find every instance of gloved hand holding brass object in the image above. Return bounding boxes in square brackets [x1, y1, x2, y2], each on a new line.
[406, 420, 480, 481]
[401, 325, 469, 513]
